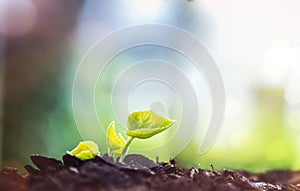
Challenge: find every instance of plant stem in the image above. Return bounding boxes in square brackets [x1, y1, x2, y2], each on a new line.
[119, 137, 134, 162]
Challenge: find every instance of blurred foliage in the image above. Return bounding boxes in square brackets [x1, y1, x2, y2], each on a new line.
[174, 88, 298, 172]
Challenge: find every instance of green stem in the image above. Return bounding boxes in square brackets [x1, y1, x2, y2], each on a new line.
[119, 137, 134, 162]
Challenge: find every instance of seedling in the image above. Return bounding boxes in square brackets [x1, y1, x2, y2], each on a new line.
[68, 110, 175, 162]
[107, 110, 175, 162]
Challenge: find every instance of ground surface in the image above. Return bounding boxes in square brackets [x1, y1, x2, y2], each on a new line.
[1, 154, 300, 191]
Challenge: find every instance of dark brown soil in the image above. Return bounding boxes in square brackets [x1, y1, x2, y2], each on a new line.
[1, 154, 300, 191]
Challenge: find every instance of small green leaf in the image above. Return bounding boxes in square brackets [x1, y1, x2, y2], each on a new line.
[68, 141, 99, 160]
[106, 121, 126, 156]
[126, 110, 175, 139]
[107, 121, 121, 150]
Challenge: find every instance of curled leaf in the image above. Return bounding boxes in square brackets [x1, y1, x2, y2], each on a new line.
[68, 141, 99, 160]
[126, 110, 175, 139]
[106, 121, 126, 156]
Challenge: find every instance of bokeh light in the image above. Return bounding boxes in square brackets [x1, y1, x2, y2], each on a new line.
[0, 0, 37, 37]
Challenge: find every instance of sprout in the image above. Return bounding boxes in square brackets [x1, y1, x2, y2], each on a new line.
[107, 110, 175, 162]
[68, 141, 100, 160]
[68, 110, 176, 162]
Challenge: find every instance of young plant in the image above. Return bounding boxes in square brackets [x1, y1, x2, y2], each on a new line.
[68, 141, 100, 160]
[106, 110, 176, 162]
[68, 110, 175, 162]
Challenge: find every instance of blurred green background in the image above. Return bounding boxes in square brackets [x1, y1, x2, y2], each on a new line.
[1, 0, 300, 172]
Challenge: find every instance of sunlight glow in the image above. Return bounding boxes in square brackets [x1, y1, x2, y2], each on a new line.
[127, 0, 165, 21]
[285, 84, 300, 105]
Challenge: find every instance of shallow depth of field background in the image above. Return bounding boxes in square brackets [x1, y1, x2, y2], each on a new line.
[1, 0, 300, 172]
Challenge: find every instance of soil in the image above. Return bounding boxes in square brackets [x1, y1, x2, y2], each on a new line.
[1, 154, 300, 191]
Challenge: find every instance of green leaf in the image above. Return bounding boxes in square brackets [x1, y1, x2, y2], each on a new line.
[68, 141, 99, 160]
[106, 121, 126, 156]
[126, 110, 175, 139]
